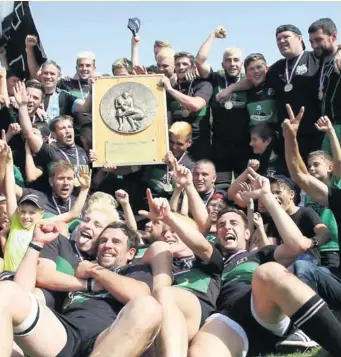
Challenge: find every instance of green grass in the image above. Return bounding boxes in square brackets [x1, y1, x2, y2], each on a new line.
[264, 348, 330, 357]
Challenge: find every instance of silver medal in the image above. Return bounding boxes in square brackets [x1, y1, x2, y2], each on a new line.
[224, 101, 233, 110]
[181, 109, 190, 118]
[164, 183, 173, 192]
[284, 84, 293, 92]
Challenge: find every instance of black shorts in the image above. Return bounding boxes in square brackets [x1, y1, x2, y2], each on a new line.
[55, 313, 110, 357]
[199, 300, 215, 328]
[220, 290, 294, 356]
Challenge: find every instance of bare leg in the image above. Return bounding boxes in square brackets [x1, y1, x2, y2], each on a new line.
[153, 286, 202, 357]
[0, 281, 67, 357]
[252, 262, 316, 323]
[188, 318, 247, 357]
[90, 296, 162, 357]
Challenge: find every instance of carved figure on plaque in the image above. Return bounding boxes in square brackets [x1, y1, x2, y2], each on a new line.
[100, 82, 158, 134]
[114, 91, 145, 132]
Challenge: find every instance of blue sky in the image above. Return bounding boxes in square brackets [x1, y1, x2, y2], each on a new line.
[30, 1, 341, 76]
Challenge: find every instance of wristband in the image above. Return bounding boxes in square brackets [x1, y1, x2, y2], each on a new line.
[28, 242, 43, 252]
[86, 278, 96, 293]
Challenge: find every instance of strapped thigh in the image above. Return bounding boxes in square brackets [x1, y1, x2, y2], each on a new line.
[13, 294, 40, 337]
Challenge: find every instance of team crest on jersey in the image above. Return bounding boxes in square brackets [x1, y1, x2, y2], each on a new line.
[267, 88, 275, 96]
[296, 64, 308, 75]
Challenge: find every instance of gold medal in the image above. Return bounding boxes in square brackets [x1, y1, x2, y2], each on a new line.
[318, 90, 324, 101]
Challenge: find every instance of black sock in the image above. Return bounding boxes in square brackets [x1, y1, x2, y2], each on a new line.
[290, 294, 341, 357]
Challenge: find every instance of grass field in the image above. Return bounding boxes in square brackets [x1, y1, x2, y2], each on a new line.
[264, 348, 330, 357]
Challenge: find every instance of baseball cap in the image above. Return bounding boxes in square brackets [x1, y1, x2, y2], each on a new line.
[275, 24, 306, 50]
[18, 194, 44, 210]
[268, 175, 301, 204]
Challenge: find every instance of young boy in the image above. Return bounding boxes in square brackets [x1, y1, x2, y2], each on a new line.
[3, 194, 44, 272]
[243, 53, 278, 127]
[305, 116, 341, 269]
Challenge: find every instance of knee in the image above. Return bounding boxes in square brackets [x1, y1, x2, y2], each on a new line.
[129, 296, 163, 331]
[253, 262, 292, 289]
[0, 281, 20, 306]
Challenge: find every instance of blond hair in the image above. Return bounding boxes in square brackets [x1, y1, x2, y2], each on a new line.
[76, 51, 96, 65]
[86, 192, 118, 209]
[85, 203, 120, 223]
[156, 48, 175, 61]
[111, 58, 133, 74]
[169, 121, 192, 138]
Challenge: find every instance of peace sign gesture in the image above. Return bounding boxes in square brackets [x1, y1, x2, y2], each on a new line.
[282, 104, 305, 139]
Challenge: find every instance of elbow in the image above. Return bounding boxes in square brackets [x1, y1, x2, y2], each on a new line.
[195, 57, 205, 67]
[190, 103, 205, 113]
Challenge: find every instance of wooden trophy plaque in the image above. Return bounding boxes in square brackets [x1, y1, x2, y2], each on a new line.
[92, 75, 169, 167]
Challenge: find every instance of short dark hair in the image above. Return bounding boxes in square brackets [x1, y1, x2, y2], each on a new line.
[174, 51, 195, 66]
[98, 221, 140, 253]
[250, 123, 276, 142]
[308, 18, 337, 36]
[244, 53, 267, 71]
[33, 121, 50, 138]
[195, 159, 216, 173]
[217, 207, 248, 228]
[26, 79, 45, 99]
[48, 160, 74, 178]
[49, 115, 74, 132]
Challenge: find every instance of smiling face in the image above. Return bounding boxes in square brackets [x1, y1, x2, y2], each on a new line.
[308, 155, 333, 182]
[216, 211, 250, 254]
[27, 87, 43, 116]
[246, 59, 267, 87]
[17, 203, 43, 229]
[276, 31, 303, 59]
[41, 64, 60, 91]
[174, 56, 193, 81]
[193, 162, 216, 194]
[159, 224, 192, 257]
[76, 58, 95, 80]
[97, 227, 136, 269]
[75, 211, 114, 255]
[270, 181, 294, 212]
[222, 49, 243, 77]
[249, 133, 271, 154]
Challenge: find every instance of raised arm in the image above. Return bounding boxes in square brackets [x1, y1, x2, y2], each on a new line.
[173, 162, 210, 234]
[315, 116, 341, 180]
[139, 189, 213, 263]
[13, 82, 43, 153]
[25, 35, 41, 80]
[24, 141, 43, 183]
[195, 26, 227, 79]
[14, 224, 61, 292]
[5, 146, 18, 219]
[283, 104, 329, 205]
[131, 35, 140, 67]
[115, 189, 137, 231]
[245, 169, 312, 267]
